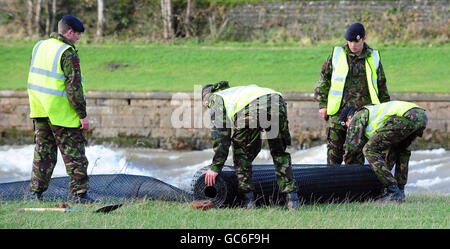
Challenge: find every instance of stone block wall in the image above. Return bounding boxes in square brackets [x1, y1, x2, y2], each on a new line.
[226, 0, 449, 41]
[0, 90, 448, 149]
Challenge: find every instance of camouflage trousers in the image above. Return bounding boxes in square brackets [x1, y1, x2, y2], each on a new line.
[326, 115, 364, 165]
[232, 95, 297, 194]
[30, 118, 89, 195]
[363, 108, 428, 187]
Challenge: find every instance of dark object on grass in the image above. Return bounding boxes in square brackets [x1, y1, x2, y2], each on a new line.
[55, 203, 70, 208]
[18, 204, 123, 213]
[191, 200, 214, 210]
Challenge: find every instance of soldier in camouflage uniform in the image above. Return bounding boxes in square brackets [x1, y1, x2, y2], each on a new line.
[313, 23, 390, 165]
[341, 101, 428, 202]
[27, 16, 98, 203]
[202, 81, 299, 210]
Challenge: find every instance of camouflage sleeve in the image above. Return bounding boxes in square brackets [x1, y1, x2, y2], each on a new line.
[376, 60, 390, 103]
[313, 51, 333, 109]
[61, 49, 87, 119]
[209, 95, 232, 173]
[343, 109, 369, 164]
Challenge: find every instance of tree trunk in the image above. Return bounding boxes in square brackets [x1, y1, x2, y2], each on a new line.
[44, 0, 50, 35]
[208, 11, 216, 39]
[97, 0, 105, 37]
[185, 0, 191, 38]
[50, 0, 56, 33]
[34, 0, 42, 37]
[26, 0, 33, 36]
[160, 0, 173, 40]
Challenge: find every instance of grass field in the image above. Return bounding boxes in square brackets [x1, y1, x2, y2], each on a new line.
[0, 41, 449, 93]
[1, 194, 449, 229]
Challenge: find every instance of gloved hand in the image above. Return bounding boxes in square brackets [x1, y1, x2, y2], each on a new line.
[80, 117, 89, 130]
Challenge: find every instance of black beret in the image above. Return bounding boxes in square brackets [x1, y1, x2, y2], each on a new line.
[345, 22, 365, 41]
[61, 15, 85, 32]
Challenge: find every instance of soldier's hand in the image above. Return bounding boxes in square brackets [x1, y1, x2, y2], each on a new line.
[319, 108, 328, 120]
[203, 169, 218, 186]
[319, 108, 327, 119]
[80, 117, 89, 130]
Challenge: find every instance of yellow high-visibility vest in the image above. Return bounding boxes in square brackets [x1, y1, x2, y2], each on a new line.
[327, 46, 380, 115]
[364, 100, 423, 139]
[214, 85, 280, 121]
[27, 38, 86, 128]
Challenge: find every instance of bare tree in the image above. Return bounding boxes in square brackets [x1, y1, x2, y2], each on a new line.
[50, 0, 56, 34]
[34, 0, 42, 37]
[44, 0, 50, 35]
[160, 0, 173, 40]
[97, 0, 105, 37]
[185, 0, 192, 38]
[26, 0, 33, 36]
[208, 8, 229, 40]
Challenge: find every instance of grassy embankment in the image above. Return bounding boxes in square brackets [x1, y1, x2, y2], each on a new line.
[1, 194, 449, 229]
[0, 41, 449, 94]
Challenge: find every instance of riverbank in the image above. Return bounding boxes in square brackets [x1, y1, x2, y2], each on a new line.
[0, 127, 447, 151]
[1, 91, 449, 150]
[2, 42, 449, 150]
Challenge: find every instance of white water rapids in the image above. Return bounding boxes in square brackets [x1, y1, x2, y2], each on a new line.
[0, 144, 448, 195]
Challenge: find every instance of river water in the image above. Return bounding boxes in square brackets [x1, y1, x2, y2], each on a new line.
[0, 144, 448, 195]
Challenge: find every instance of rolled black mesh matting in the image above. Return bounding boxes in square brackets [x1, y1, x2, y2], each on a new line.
[1, 164, 383, 207]
[191, 164, 385, 207]
[0, 174, 193, 203]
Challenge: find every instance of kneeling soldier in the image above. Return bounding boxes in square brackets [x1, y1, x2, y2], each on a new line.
[341, 101, 428, 202]
[202, 81, 299, 210]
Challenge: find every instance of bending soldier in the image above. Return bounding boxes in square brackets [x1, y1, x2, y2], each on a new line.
[340, 101, 428, 202]
[202, 81, 299, 210]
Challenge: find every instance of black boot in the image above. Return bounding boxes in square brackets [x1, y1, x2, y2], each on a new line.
[70, 193, 102, 204]
[378, 185, 405, 202]
[242, 192, 256, 209]
[398, 185, 405, 195]
[28, 192, 43, 202]
[286, 192, 299, 211]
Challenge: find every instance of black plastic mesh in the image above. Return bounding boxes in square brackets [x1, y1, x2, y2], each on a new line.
[0, 174, 193, 204]
[1, 164, 384, 207]
[191, 164, 384, 207]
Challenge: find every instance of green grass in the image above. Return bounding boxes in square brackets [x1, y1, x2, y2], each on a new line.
[1, 194, 449, 229]
[0, 41, 449, 93]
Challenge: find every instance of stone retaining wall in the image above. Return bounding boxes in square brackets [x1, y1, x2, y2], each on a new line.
[226, 0, 449, 41]
[229, 0, 449, 24]
[0, 91, 448, 149]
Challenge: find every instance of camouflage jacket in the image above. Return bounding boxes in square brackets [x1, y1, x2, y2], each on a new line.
[313, 43, 390, 119]
[208, 93, 280, 173]
[343, 109, 370, 164]
[49, 33, 86, 119]
[208, 94, 232, 173]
